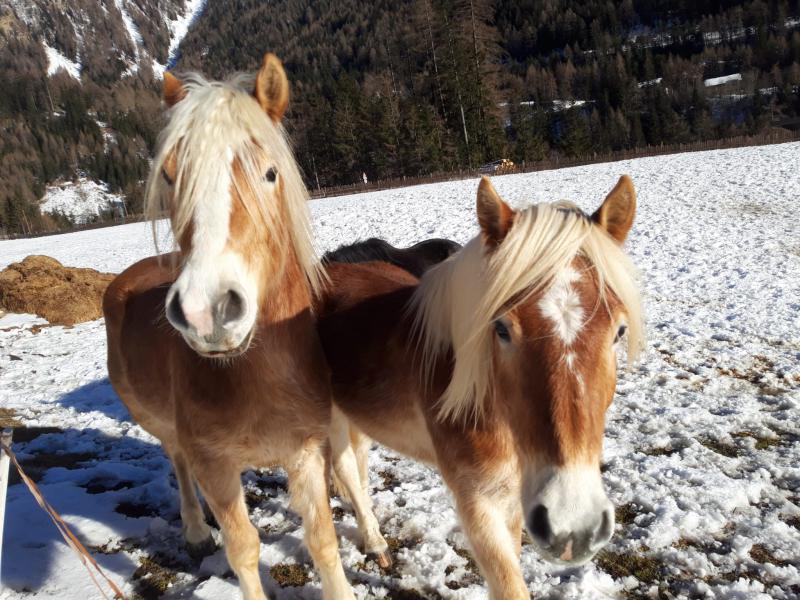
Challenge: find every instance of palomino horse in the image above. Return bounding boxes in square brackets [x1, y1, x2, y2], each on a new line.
[317, 176, 644, 598]
[323, 237, 462, 278]
[103, 55, 358, 600]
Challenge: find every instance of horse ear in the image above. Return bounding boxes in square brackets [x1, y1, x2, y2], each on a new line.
[477, 177, 514, 248]
[254, 53, 290, 122]
[592, 175, 636, 244]
[163, 72, 186, 107]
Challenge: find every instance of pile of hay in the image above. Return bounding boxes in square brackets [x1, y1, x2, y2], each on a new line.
[0, 255, 115, 325]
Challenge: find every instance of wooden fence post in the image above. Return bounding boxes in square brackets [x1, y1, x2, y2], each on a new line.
[0, 428, 13, 578]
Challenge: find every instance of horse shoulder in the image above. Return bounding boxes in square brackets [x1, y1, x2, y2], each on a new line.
[104, 254, 178, 322]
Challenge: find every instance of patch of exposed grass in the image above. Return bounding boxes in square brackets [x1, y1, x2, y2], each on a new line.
[698, 437, 739, 458]
[732, 430, 782, 450]
[12, 449, 94, 484]
[767, 424, 800, 444]
[88, 542, 121, 555]
[643, 444, 683, 457]
[453, 547, 479, 574]
[717, 355, 789, 396]
[784, 515, 800, 530]
[387, 589, 444, 600]
[615, 503, 638, 526]
[674, 531, 733, 556]
[270, 563, 310, 587]
[7, 425, 62, 443]
[595, 549, 660, 584]
[115, 501, 159, 519]
[673, 537, 701, 550]
[387, 590, 428, 600]
[0, 407, 22, 428]
[385, 535, 421, 553]
[244, 489, 263, 509]
[444, 550, 483, 589]
[749, 544, 788, 567]
[132, 556, 177, 600]
[378, 469, 401, 489]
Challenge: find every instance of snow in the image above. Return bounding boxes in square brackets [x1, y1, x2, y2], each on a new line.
[705, 73, 743, 87]
[1, 142, 800, 598]
[0, 313, 47, 329]
[42, 42, 81, 80]
[552, 99, 587, 111]
[637, 77, 662, 88]
[114, 0, 143, 75]
[39, 179, 125, 225]
[165, 0, 206, 69]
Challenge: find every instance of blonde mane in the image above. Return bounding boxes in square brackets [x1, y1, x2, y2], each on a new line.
[410, 202, 644, 424]
[144, 73, 324, 295]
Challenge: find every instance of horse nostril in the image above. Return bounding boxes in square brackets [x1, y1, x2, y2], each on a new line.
[592, 508, 614, 549]
[529, 504, 551, 542]
[166, 292, 189, 330]
[219, 289, 246, 325]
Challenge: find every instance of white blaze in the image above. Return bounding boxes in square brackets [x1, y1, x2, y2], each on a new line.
[539, 267, 584, 345]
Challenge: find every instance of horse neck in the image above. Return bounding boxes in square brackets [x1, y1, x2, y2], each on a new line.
[255, 239, 315, 330]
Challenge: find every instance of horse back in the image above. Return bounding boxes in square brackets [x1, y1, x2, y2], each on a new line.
[316, 261, 418, 317]
[322, 237, 461, 279]
[316, 262, 438, 462]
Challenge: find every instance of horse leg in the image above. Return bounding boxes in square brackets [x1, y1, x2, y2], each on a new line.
[329, 408, 390, 567]
[286, 438, 356, 600]
[507, 502, 524, 560]
[194, 459, 266, 600]
[448, 473, 529, 600]
[168, 448, 216, 558]
[349, 426, 371, 495]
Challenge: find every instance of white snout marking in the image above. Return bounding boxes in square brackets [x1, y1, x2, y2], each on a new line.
[167, 145, 258, 351]
[523, 463, 612, 543]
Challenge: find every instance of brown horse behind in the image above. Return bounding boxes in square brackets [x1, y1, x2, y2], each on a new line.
[318, 176, 644, 598]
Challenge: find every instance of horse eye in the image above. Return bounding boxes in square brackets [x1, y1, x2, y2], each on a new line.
[494, 320, 511, 343]
[615, 325, 628, 343]
[265, 167, 277, 183]
[162, 168, 173, 185]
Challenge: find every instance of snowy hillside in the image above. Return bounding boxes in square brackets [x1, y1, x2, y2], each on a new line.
[1, 143, 799, 599]
[39, 179, 125, 225]
[21, 0, 207, 78]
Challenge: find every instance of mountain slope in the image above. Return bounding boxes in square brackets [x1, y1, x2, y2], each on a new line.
[2, 0, 800, 235]
[0, 0, 206, 234]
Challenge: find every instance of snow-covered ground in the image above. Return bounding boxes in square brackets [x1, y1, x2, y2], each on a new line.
[42, 41, 81, 80]
[704, 73, 743, 88]
[1, 142, 799, 599]
[39, 179, 125, 225]
[167, 0, 205, 64]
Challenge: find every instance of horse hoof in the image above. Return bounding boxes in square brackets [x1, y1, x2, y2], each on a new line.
[368, 549, 393, 569]
[186, 535, 217, 560]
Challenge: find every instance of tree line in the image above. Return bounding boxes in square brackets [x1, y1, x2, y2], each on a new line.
[2, 0, 799, 235]
[178, 0, 800, 190]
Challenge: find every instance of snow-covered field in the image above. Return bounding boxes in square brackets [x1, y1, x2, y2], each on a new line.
[1, 142, 799, 599]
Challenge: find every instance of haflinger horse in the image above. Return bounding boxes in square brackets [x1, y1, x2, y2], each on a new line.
[103, 54, 360, 600]
[317, 175, 644, 598]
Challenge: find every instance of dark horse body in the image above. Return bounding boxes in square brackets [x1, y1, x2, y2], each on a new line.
[323, 237, 461, 278]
